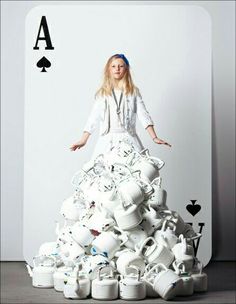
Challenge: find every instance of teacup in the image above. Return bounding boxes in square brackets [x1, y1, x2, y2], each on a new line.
[154, 220, 178, 249]
[114, 201, 143, 230]
[85, 206, 116, 232]
[115, 248, 146, 276]
[172, 235, 194, 272]
[80, 254, 110, 280]
[113, 225, 148, 251]
[191, 259, 208, 292]
[91, 231, 127, 259]
[132, 149, 164, 183]
[160, 210, 185, 236]
[143, 263, 160, 297]
[140, 205, 164, 235]
[70, 223, 95, 248]
[60, 195, 83, 221]
[136, 237, 174, 267]
[144, 263, 182, 300]
[172, 261, 194, 296]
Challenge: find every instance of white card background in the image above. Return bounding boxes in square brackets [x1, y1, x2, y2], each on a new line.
[24, 4, 211, 266]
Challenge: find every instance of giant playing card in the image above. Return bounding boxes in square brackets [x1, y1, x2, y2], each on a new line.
[24, 4, 212, 266]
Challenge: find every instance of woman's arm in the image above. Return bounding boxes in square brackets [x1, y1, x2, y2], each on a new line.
[146, 125, 172, 147]
[70, 131, 91, 151]
[70, 98, 101, 151]
[136, 92, 171, 148]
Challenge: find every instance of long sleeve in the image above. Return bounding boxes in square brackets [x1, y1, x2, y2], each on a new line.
[83, 98, 101, 134]
[136, 91, 154, 129]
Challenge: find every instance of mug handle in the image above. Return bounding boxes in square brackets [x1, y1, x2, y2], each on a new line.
[119, 234, 129, 246]
[160, 219, 168, 232]
[33, 254, 57, 268]
[186, 233, 202, 242]
[145, 263, 167, 279]
[135, 237, 157, 257]
[144, 262, 157, 274]
[147, 156, 165, 170]
[113, 226, 129, 247]
[126, 151, 139, 166]
[172, 260, 185, 275]
[172, 260, 179, 274]
[125, 265, 141, 281]
[98, 265, 114, 281]
[150, 176, 162, 187]
[136, 179, 153, 196]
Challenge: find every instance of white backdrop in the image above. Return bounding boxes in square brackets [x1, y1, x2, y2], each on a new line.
[24, 4, 211, 266]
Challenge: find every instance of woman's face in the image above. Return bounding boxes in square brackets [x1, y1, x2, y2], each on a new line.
[109, 58, 127, 81]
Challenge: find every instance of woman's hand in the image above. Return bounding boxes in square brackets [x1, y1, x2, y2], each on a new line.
[70, 140, 87, 151]
[153, 137, 172, 147]
[70, 131, 90, 151]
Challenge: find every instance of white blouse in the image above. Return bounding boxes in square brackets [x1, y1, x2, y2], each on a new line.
[83, 89, 154, 136]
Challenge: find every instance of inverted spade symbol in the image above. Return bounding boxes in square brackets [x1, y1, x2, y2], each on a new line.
[36, 56, 51, 72]
[186, 200, 201, 216]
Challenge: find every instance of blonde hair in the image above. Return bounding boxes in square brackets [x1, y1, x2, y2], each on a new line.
[95, 54, 139, 99]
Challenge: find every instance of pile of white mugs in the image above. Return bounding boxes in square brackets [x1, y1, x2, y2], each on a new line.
[26, 140, 207, 301]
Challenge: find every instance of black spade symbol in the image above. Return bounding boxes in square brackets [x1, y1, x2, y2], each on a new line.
[186, 200, 201, 216]
[36, 56, 51, 72]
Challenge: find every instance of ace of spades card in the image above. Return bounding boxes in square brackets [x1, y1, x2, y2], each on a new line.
[24, 4, 212, 267]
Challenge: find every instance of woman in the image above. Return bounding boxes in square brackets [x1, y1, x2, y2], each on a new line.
[70, 54, 171, 159]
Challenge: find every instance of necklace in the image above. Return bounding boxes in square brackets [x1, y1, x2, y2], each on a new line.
[112, 89, 123, 115]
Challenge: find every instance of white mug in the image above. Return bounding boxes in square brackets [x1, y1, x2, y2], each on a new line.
[53, 264, 74, 292]
[60, 195, 82, 221]
[92, 265, 118, 300]
[80, 254, 110, 280]
[145, 177, 168, 212]
[172, 234, 194, 271]
[114, 201, 143, 231]
[119, 265, 146, 300]
[136, 237, 174, 267]
[191, 259, 208, 292]
[61, 240, 85, 262]
[116, 248, 146, 276]
[70, 223, 95, 248]
[26, 255, 56, 288]
[38, 241, 60, 264]
[85, 205, 116, 232]
[96, 175, 122, 216]
[143, 263, 160, 297]
[113, 225, 148, 251]
[154, 220, 178, 249]
[132, 149, 164, 183]
[140, 205, 163, 235]
[118, 176, 145, 206]
[172, 261, 194, 296]
[63, 266, 80, 299]
[145, 263, 183, 301]
[160, 210, 185, 236]
[76, 273, 91, 299]
[91, 231, 127, 259]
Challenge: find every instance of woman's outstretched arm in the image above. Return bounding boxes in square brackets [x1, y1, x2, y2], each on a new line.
[146, 125, 172, 147]
[70, 131, 91, 151]
[70, 97, 101, 151]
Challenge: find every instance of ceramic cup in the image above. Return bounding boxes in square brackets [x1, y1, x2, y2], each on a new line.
[136, 237, 174, 267]
[145, 263, 183, 301]
[91, 231, 127, 259]
[91, 266, 118, 300]
[115, 248, 146, 276]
